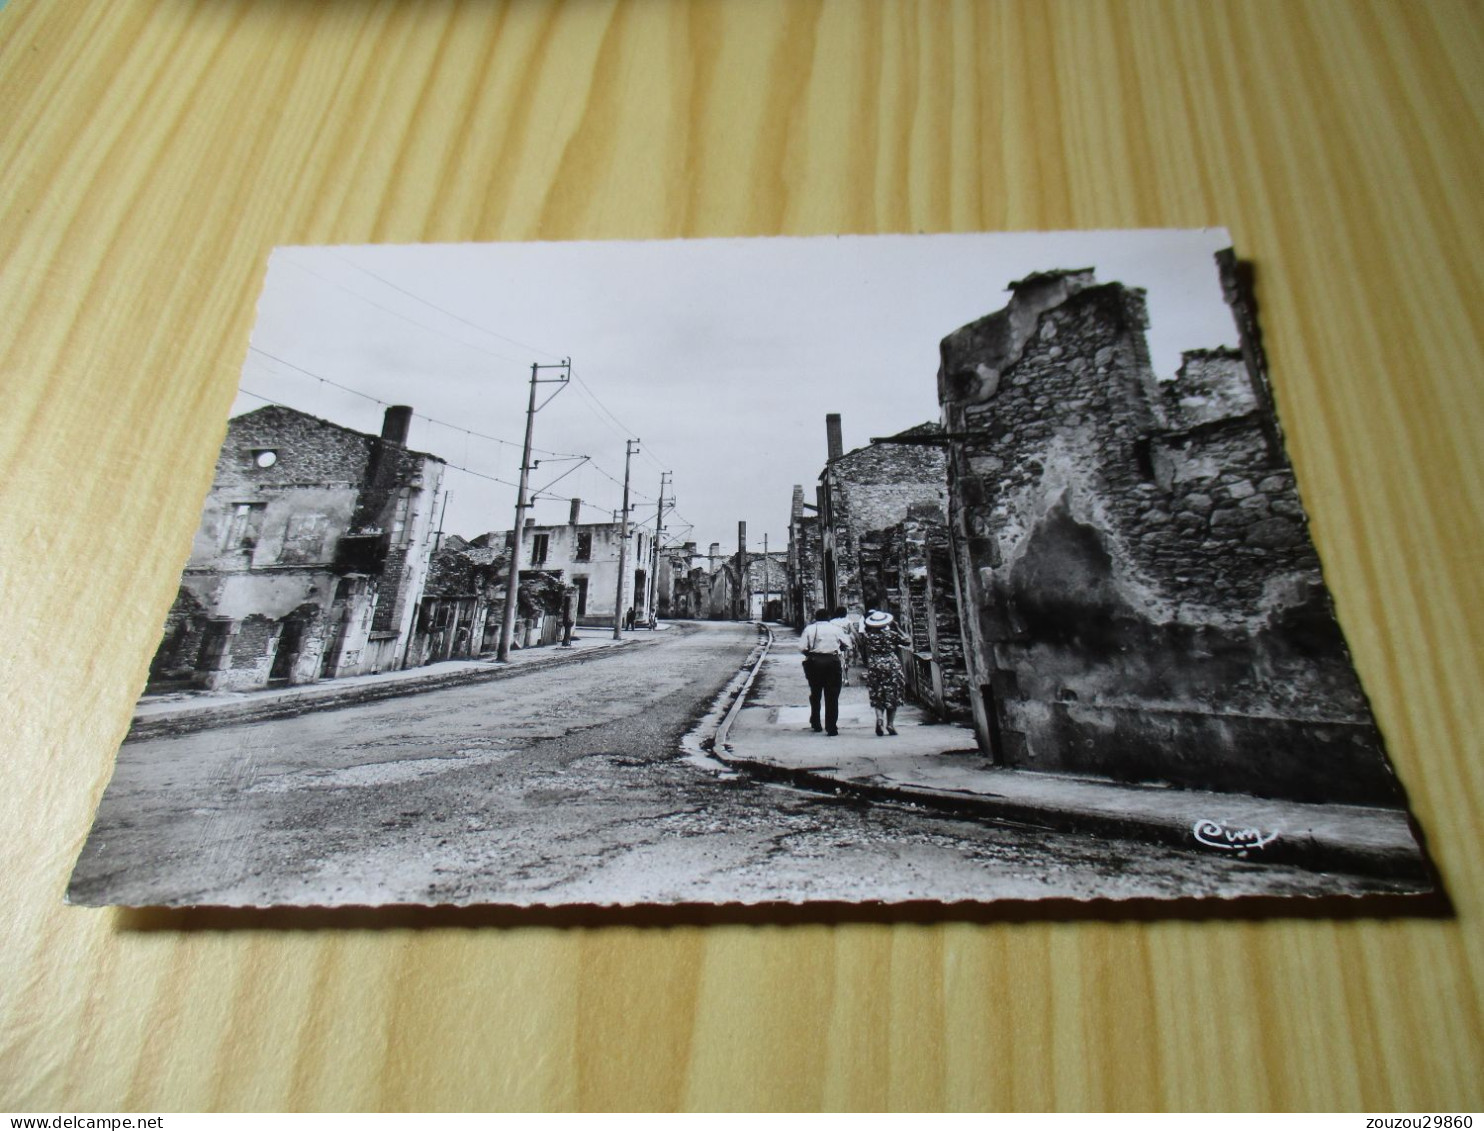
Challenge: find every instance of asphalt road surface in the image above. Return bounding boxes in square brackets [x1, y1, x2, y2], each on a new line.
[70, 621, 1407, 907]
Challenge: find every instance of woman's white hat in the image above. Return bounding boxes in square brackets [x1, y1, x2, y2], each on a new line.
[865, 610, 894, 627]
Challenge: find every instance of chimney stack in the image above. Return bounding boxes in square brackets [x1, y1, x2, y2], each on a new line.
[525, 516, 536, 528]
[826, 413, 843, 462]
[569, 497, 582, 525]
[382, 405, 413, 445]
[709, 542, 720, 565]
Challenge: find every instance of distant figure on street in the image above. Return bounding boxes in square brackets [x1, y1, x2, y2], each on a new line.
[860, 610, 910, 736]
[830, 605, 858, 685]
[560, 591, 576, 648]
[624, 606, 636, 631]
[799, 607, 847, 736]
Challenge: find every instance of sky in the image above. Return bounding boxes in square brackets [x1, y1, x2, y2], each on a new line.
[231, 229, 1238, 554]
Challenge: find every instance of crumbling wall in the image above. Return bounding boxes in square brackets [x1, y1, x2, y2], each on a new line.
[356, 447, 439, 636]
[939, 268, 1397, 806]
[1160, 348, 1252, 429]
[149, 587, 209, 683]
[823, 424, 947, 612]
[864, 506, 972, 723]
[206, 613, 278, 690]
[787, 486, 825, 626]
[790, 511, 823, 625]
[215, 406, 373, 494]
[171, 406, 445, 687]
[922, 515, 971, 720]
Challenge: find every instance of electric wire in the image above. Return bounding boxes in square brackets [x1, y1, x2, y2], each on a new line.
[253, 254, 703, 535]
[237, 387, 528, 492]
[294, 250, 670, 471]
[325, 250, 565, 363]
[277, 254, 531, 369]
[246, 346, 584, 459]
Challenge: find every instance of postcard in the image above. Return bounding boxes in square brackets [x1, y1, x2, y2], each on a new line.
[68, 230, 1432, 908]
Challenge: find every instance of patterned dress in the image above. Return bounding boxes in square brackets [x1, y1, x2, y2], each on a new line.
[859, 624, 908, 711]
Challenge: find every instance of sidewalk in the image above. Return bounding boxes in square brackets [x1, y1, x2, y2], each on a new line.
[714, 628, 1430, 882]
[128, 629, 659, 741]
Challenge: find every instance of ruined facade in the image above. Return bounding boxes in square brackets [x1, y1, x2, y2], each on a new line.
[149, 405, 445, 691]
[701, 551, 786, 621]
[656, 542, 703, 618]
[490, 511, 652, 628]
[668, 561, 712, 620]
[745, 553, 789, 620]
[786, 485, 824, 627]
[937, 265, 1398, 805]
[860, 504, 971, 722]
[817, 415, 949, 615]
[411, 535, 503, 663]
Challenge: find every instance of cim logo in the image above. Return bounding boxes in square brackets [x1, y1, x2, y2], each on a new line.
[1192, 819, 1280, 855]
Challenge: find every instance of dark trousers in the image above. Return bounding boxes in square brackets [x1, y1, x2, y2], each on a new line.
[803, 654, 842, 734]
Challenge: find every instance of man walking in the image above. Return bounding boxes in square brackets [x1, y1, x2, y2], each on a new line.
[800, 607, 847, 736]
[830, 605, 858, 685]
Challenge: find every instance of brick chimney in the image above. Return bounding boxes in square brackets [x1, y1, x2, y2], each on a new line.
[381, 405, 413, 445]
[826, 413, 843, 462]
[569, 498, 582, 525]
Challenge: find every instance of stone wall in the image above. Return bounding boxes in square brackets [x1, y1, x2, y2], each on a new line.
[821, 422, 947, 613]
[938, 267, 1398, 806]
[788, 486, 824, 626]
[150, 406, 445, 691]
[150, 587, 209, 682]
[860, 506, 971, 723]
[214, 405, 372, 493]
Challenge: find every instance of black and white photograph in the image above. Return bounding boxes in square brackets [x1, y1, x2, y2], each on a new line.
[68, 229, 1433, 909]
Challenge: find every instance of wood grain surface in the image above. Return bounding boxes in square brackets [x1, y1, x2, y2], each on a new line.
[2, 0, 1482, 1112]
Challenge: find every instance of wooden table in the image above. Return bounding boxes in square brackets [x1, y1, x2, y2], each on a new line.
[2, 0, 1480, 1111]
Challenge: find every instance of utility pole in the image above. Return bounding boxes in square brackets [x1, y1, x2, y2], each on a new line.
[497, 358, 570, 662]
[613, 439, 639, 639]
[648, 471, 670, 626]
[431, 490, 450, 558]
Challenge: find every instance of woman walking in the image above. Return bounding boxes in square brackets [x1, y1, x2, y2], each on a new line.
[859, 610, 910, 736]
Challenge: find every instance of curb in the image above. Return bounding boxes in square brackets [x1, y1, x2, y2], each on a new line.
[714, 622, 774, 748]
[708, 756, 1426, 881]
[705, 639, 1426, 883]
[678, 622, 773, 766]
[127, 633, 661, 741]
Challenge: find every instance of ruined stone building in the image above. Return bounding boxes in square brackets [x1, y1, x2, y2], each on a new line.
[815, 413, 949, 615]
[745, 553, 789, 620]
[704, 553, 741, 620]
[776, 415, 969, 714]
[488, 500, 653, 628]
[857, 503, 971, 722]
[701, 551, 788, 621]
[149, 404, 445, 691]
[936, 262, 1399, 805]
[669, 561, 713, 620]
[411, 534, 503, 663]
[786, 484, 823, 627]
[655, 542, 701, 617]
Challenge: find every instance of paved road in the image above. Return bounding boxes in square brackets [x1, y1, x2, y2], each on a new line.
[70, 621, 1408, 906]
